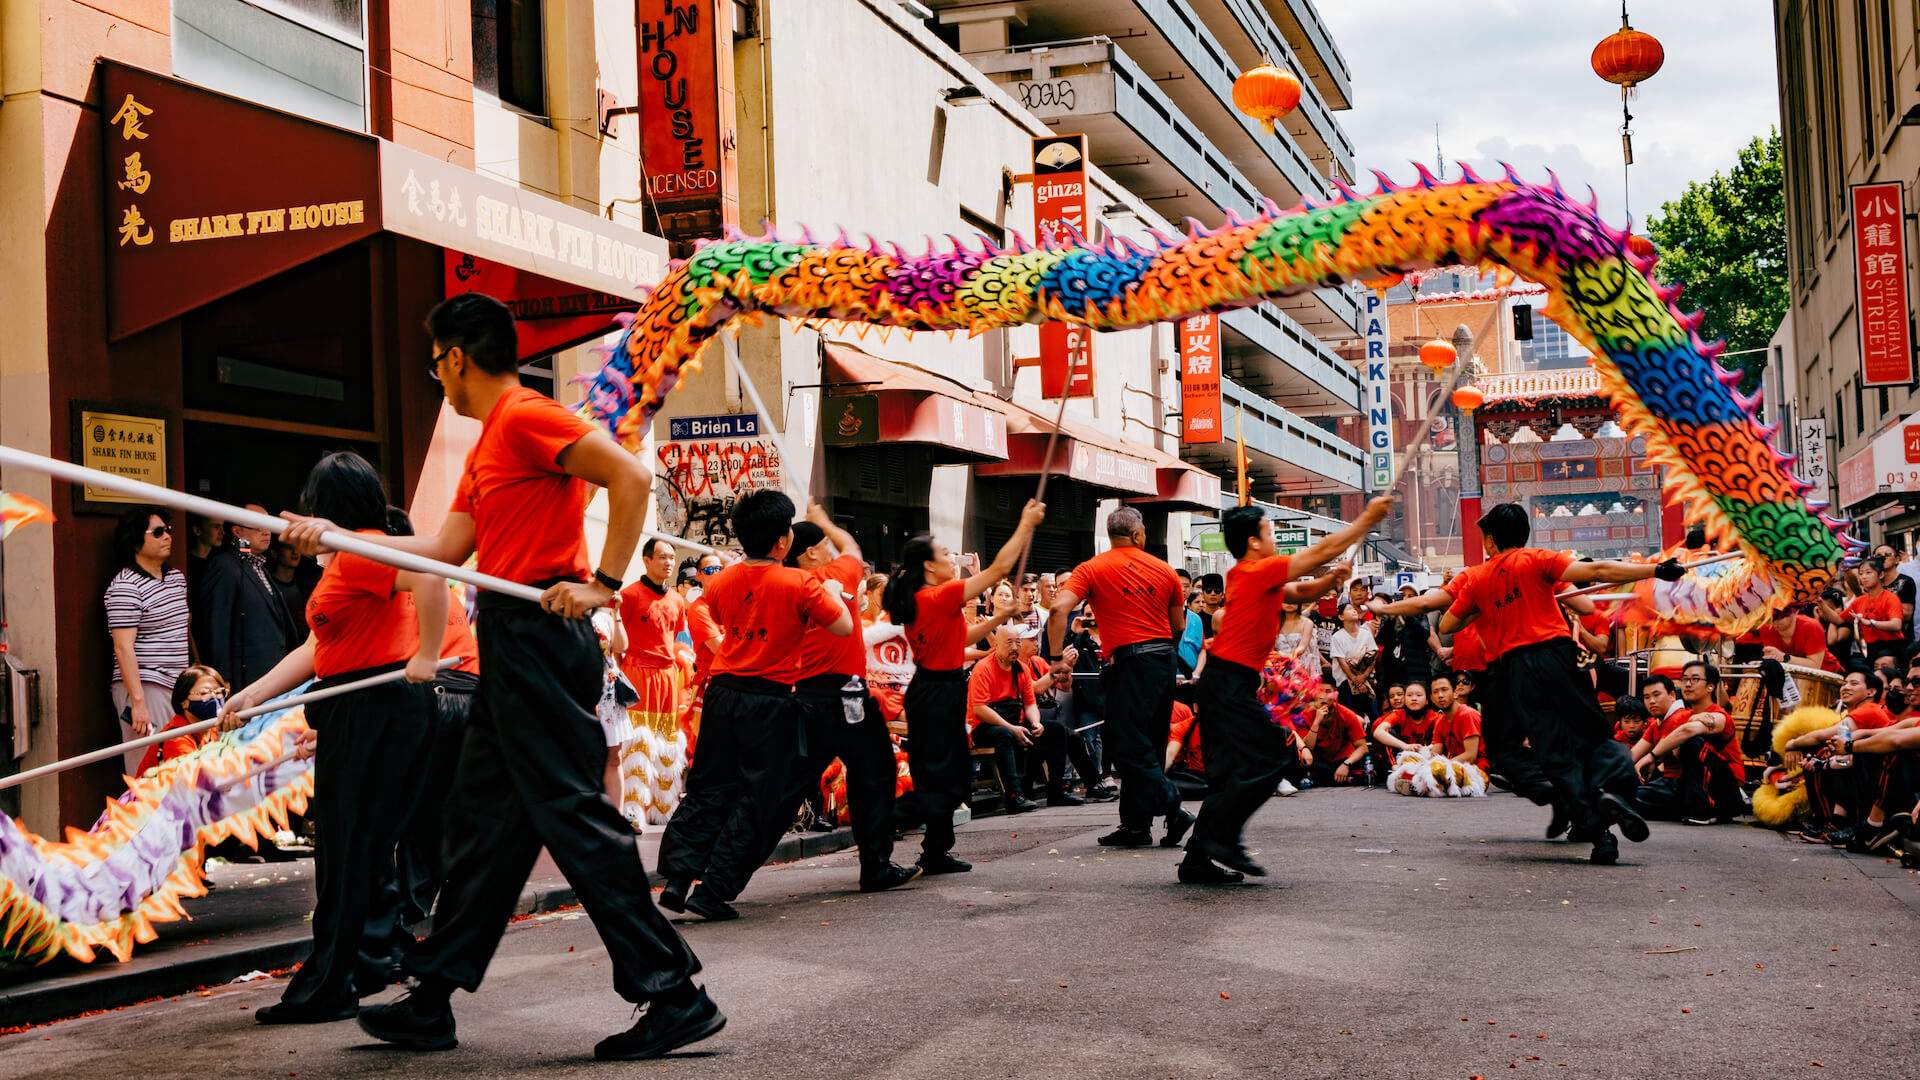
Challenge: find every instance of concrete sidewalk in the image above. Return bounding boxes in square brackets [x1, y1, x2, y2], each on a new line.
[0, 826, 856, 1029]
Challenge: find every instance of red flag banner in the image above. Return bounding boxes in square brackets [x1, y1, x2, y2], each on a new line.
[1034, 134, 1094, 398]
[1852, 182, 1914, 388]
[1179, 314, 1222, 444]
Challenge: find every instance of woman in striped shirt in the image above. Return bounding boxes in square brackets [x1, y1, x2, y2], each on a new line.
[104, 507, 191, 775]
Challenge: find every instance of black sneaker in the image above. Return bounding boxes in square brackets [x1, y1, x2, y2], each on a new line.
[1087, 781, 1120, 802]
[1865, 815, 1911, 853]
[1599, 793, 1651, 843]
[917, 853, 972, 875]
[683, 887, 739, 921]
[1160, 807, 1198, 849]
[1590, 832, 1620, 865]
[1176, 859, 1245, 885]
[1047, 791, 1086, 807]
[858, 862, 923, 893]
[1190, 837, 1266, 878]
[593, 985, 726, 1061]
[1097, 827, 1154, 848]
[356, 987, 457, 1051]
[1545, 804, 1571, 840]
[658, 877, 691, 914]
[1681, 816, 1716, 827]
[256, 1000, 356, 1025]
[1005, 795, 1040, 814]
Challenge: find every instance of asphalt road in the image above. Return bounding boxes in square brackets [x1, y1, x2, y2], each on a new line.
[4, 788, 1916, 1079]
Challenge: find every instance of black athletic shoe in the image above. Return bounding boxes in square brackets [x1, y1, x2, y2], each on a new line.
[858, 862, 923, 893]
[1177, 859, 1246, 885]
[1191, 838, 1267, 878]
[593, 985, 726, 1061]
[356, 988, 458, 1051]
[256, 1000, 357, 1025]
[683, 887, 739, 921]
[1160, 807, 1197, 849]
[1599, 793, 1651, 843]
[1865, 815, 1912, 853]
[1086, 782, 1120, 803]
[1005, 794, 1040, 814]
[1047, 791, 1086, 807]
[1590, 832, 1620, 865]
[1097, 827, 1154, 848]
[1545, 804, 1571, 840]
[917, 853, 972, 875]
[658, 877, 691, 914]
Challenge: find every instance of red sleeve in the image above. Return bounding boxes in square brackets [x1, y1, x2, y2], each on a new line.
[688, 600, 720, 643]
[1794, 617, 1825, 657]
[927, 578, 966, 616]
[1249, 554, 1294, 591]
[1168, 705, 1194, 745]
[451, 469, 475, 513]
[507, 392, 594, 469]
[1533, 548, 1576, 583]
[1064, 563, 1094, 601]
[1458, 707, 1482, 741]
[797, 573, 843, 628]
[966, 662, 995, 714]
[338, 551, 400, 597]
[1446, 574, 1479, 619]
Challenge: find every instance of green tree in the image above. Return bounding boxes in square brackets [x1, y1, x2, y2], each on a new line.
[1645, 131, 1786, 394]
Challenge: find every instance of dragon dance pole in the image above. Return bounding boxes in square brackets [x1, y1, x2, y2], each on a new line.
[0, 658, 462, 791]
[1560, 551, 1745, 598]
[1014, 389, 1075, 587]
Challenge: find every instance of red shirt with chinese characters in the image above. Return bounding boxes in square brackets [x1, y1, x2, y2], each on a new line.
[1446, 548, 1577, 661]
[451, 386, 593, 586]
[1064, 546, 1183, 658]
[703, 562, 843, 683]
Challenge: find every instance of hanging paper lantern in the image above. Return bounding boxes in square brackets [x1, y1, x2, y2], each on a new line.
[1591, 23, 1664, 90]
[1451, 385, 1485, 412]
[1362, 272, 1404, 292]
[1419, 338, 1457, 372]
[1626, 233, 1656, 259]
[1232, 64, 1303, 135]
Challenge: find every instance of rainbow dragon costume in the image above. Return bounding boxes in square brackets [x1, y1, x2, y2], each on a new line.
[1, 166, 1858, 964]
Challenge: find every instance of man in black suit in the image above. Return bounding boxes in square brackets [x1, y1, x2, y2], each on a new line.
[198, 502, 301, 689]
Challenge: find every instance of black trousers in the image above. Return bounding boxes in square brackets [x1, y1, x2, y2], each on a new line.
[1473, 663, 1550, 800]
[1491, 639, 1637, 833]
[1100, 643, 1181, 830]
[1633, 737, 1744, 821]
[281, 675, 430, 1009]
[905, 668, 969, 859]
[657, 675, 804, 902]
[1308, 757, 1365, 787]
[974, 700, 1069, 796]
[1190, 657, 1293, 856]
[762, 678, 899, 878]
[410, 601, 698, 1003]
[395, 669, 478, 925]
[1039, 695, 1099, 788]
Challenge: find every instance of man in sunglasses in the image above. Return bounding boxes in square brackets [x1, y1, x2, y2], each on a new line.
[104, 507, 191, 775]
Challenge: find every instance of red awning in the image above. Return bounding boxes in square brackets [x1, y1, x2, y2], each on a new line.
[969, 398, 1161, 496]
[1127, 455, 1224, 512]
[822, 343, 1008, 462]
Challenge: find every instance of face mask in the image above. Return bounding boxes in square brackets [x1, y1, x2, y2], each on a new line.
[186, 696, 224, 721]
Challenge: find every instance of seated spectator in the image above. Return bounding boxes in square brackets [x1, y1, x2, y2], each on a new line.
[1372, 680, 1438, 757]
[1888, 672, 1911, 722]
[1428, 673, 1485, 769]
[1612, 695, 1649, 746]
[1819, 559, 1907, 670]
[1302, 682, 1369, 786]
[1631, 661, 1744, 825]
[1785, 669, 1903, 849]
[1752, 604, 1841, 673]
[1166, 700, 1206, 799]
[968, 625, 1072, 811]
[136, 665, 229, 777]
[1018, 631, 1093, 804]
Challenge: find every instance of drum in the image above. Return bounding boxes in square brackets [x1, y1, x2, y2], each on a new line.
[1782, 663, 1842, 711]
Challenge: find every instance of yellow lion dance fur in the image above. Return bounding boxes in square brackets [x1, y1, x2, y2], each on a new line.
[1751, 705, 1839, 830]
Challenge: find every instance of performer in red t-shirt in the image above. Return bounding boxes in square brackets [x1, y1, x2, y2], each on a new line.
[280, 295, 715, 1060]
[1179, 497, 1390, 884]
[882, 500, 1045, 874]
[227, 452, 443, 1025]
[1302, 682, 1370, 786]
[1438, 503, 1684, 865]
[657, 491, 852, 920]
[756, 506, 920, 896]
[1046, 508, 1190, 849]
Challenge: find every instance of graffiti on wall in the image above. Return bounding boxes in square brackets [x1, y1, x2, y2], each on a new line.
[654, 437, 783, 547]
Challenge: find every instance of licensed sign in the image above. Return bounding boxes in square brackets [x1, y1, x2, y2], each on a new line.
[636, 0, 739, 240]
[1851, 182, 1914, 388]
[1361, 290, 1394, 491]
[668, 413, 759, 440]
[1033, 134, 1094, 398]
[1179, 314, 1222, 444]
[73, 404, 167, 512]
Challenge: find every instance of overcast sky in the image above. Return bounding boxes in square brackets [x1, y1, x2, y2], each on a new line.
[1318, 1, 1780, 230]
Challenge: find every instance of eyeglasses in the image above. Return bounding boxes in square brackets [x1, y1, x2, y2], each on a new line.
[427, 347, 450, 382]
[699, 565, 722, 575]
[148, 525, 172, 538]
[1678, 675, 1707, 683]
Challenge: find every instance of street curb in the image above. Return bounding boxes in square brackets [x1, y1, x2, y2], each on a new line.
[0, 828, 858, 1030]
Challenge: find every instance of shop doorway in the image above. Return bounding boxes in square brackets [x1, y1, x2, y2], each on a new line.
[185, 421, 381, 518]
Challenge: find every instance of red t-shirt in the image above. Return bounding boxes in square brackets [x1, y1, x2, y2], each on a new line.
[1846, 590, 1905, 644]
[1208, 554, 1294, 669]
[1309, 701, 1367, 765]
[1375, 707, 1436, 748]
[1446, 547, 1576, 661]
[307, 539, 418, 678]
[450, 386, 593, 586]
[966, 656, 1034, 728]
[704, 562, 843, 682]
[1690, 706, 1745, 780]
[135, 714, 201, 776]
[1168, 701, 1203, 772]
[906, 579, 968, 671]
[1644, 707, 1693, 779]
[686, 596, 721, 678]
[1846, 701, 1898, 730]
[618, 579, 688, 671]
[1064, 546, 1182, 658]
[1754, 614, 1839, 673]
[798, 555, 867, 679]
[1578, 610, 1611, 644]
[1433, 704, 1486, 767]
[440, 593, 481, 675]
[1450, 621, 1487, 673]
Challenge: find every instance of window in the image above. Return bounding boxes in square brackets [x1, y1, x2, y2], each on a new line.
[1783, 6, 1816, 289]
[173, 0, 367, 131]
[1881, 0, 1898, 132]
[1807, 3, 1835, 239]
[473, 0, 545, 115]
[1854, 375, 1865, 435]
[1856, 0, 1875, 159]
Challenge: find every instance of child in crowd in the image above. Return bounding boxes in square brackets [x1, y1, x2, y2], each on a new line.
[137, 664, 229, 777]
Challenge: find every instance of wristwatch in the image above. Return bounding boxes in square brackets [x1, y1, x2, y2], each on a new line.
[593, 569, 622, 593]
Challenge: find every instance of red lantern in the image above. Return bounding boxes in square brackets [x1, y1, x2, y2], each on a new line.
[1419, 339, 1457, 372]
[1626, 233, 1656, 259]
[1451, 386, 1485, 412]
[1232, 64, 1303, 135]
[1591, 25, 1664, 89]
